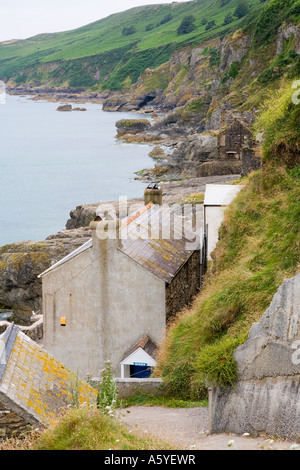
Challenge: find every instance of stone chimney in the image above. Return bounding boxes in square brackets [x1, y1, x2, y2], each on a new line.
[144, 183, 163, 206]
[90, 214, 121, 258]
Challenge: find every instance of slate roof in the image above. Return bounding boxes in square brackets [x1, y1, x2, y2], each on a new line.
[39, 203, 200, 284]
[121, 335, 157, 362]
[0, 323, 97, 426]
[119, 203, 200, 284]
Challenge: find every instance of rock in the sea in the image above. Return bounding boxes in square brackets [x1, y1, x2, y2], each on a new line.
[116, 119, 151, 136]
[56, 104, 72, 111]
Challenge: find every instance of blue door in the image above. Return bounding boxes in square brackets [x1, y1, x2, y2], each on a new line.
[130, 365, 151, 378]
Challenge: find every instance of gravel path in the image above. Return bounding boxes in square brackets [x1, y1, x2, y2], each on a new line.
[118, 406, 299, 451]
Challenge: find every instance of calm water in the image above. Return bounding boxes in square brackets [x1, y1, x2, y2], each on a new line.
[0, 95, 154, 246]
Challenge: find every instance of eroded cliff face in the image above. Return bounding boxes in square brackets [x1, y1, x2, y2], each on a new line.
[103, 21, 300, 180]
[103, 30, 261, 180]
[0, 229, 90, 321]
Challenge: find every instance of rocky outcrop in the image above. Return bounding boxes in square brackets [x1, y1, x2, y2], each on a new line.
[0, 229, 91, 321]
[103, 28, 260, 181]
[209, 273, 300, 439]
[220, 33, 252, 71]
[143, 119, 259, 180]
[161, 133, 219, 176]
[116, 119, 151, 136]
[277, 23, 300, 55]
[102, 90, 164, 112]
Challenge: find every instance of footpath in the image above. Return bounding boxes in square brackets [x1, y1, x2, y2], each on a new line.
[118, 406, 299, 451]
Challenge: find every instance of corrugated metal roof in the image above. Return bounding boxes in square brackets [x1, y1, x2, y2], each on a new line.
[119, 203, 200, 284]
[204, 184, 243, 206]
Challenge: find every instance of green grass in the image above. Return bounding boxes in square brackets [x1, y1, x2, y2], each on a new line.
[0, 408, 174, 450]
[157, 163, 300, 397]
[121, 393, 208, 409]
[0, 0, 265, 90]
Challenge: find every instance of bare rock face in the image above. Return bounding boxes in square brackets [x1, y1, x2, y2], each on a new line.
[0, 229, 91, 321]
[220, 34, 252, 71]
[277, 23, 300, 55]
[209, 273, 300, 439]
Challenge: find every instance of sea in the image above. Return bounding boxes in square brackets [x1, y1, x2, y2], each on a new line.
[0, 94, 154, 246]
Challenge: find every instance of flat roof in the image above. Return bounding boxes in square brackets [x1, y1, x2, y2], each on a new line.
[204, 184, 244, 207]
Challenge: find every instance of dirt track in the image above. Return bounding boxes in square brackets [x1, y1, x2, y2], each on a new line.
[118, 406, 299, 451]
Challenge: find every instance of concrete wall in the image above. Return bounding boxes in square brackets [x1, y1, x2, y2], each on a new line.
[115, 378, 165, 399]
[205, 206, 227, 260]
[42, 220, 166, 378]
[209, 273, 300, 439]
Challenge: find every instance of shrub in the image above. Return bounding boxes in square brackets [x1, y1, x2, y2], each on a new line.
[205, 20, 216, 31]
[209, 48, 221, 67]
[122, 26, 136, 36]
[177, 15, 196, 35]
[250, 0, 300, 46]
[223, 13, 234, 25]
[194, 337, 241, 388]
[88, 361, 118, 418]
[160, 14, 173, 25]
[234, 1, 249, 18]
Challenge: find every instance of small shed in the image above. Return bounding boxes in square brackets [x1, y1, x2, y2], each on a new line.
[120, 336, 157, 379]
[204, 184, 244, 259]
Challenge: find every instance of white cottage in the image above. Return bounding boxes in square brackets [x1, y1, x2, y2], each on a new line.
[39, 193, 203, 379]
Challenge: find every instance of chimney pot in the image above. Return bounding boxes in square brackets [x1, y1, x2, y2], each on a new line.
[144, 183, 163, 206]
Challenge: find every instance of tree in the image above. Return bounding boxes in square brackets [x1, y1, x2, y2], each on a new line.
[122, 26, 136, 36]
[205, 20, 216, 31]
[160, 13, 173, 25]
[234, 1, 249, 19]
[223, 13, 234, 25]
[177, 15, 196, 35]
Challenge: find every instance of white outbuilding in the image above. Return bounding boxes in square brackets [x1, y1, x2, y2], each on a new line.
[204, 184, 244, 260]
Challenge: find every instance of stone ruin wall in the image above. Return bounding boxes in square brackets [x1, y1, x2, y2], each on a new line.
[0, 400, 32, 440]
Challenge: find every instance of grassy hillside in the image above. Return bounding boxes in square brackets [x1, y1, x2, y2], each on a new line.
[155, 55, 300, 396]
[0, 0, 264, 90]
[157, 162, 300, 398]
[154, 1, 300, 397]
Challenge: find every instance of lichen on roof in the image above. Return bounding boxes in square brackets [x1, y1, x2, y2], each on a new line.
[0, 324, 97, 426]
[119, 203, 200, 283]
